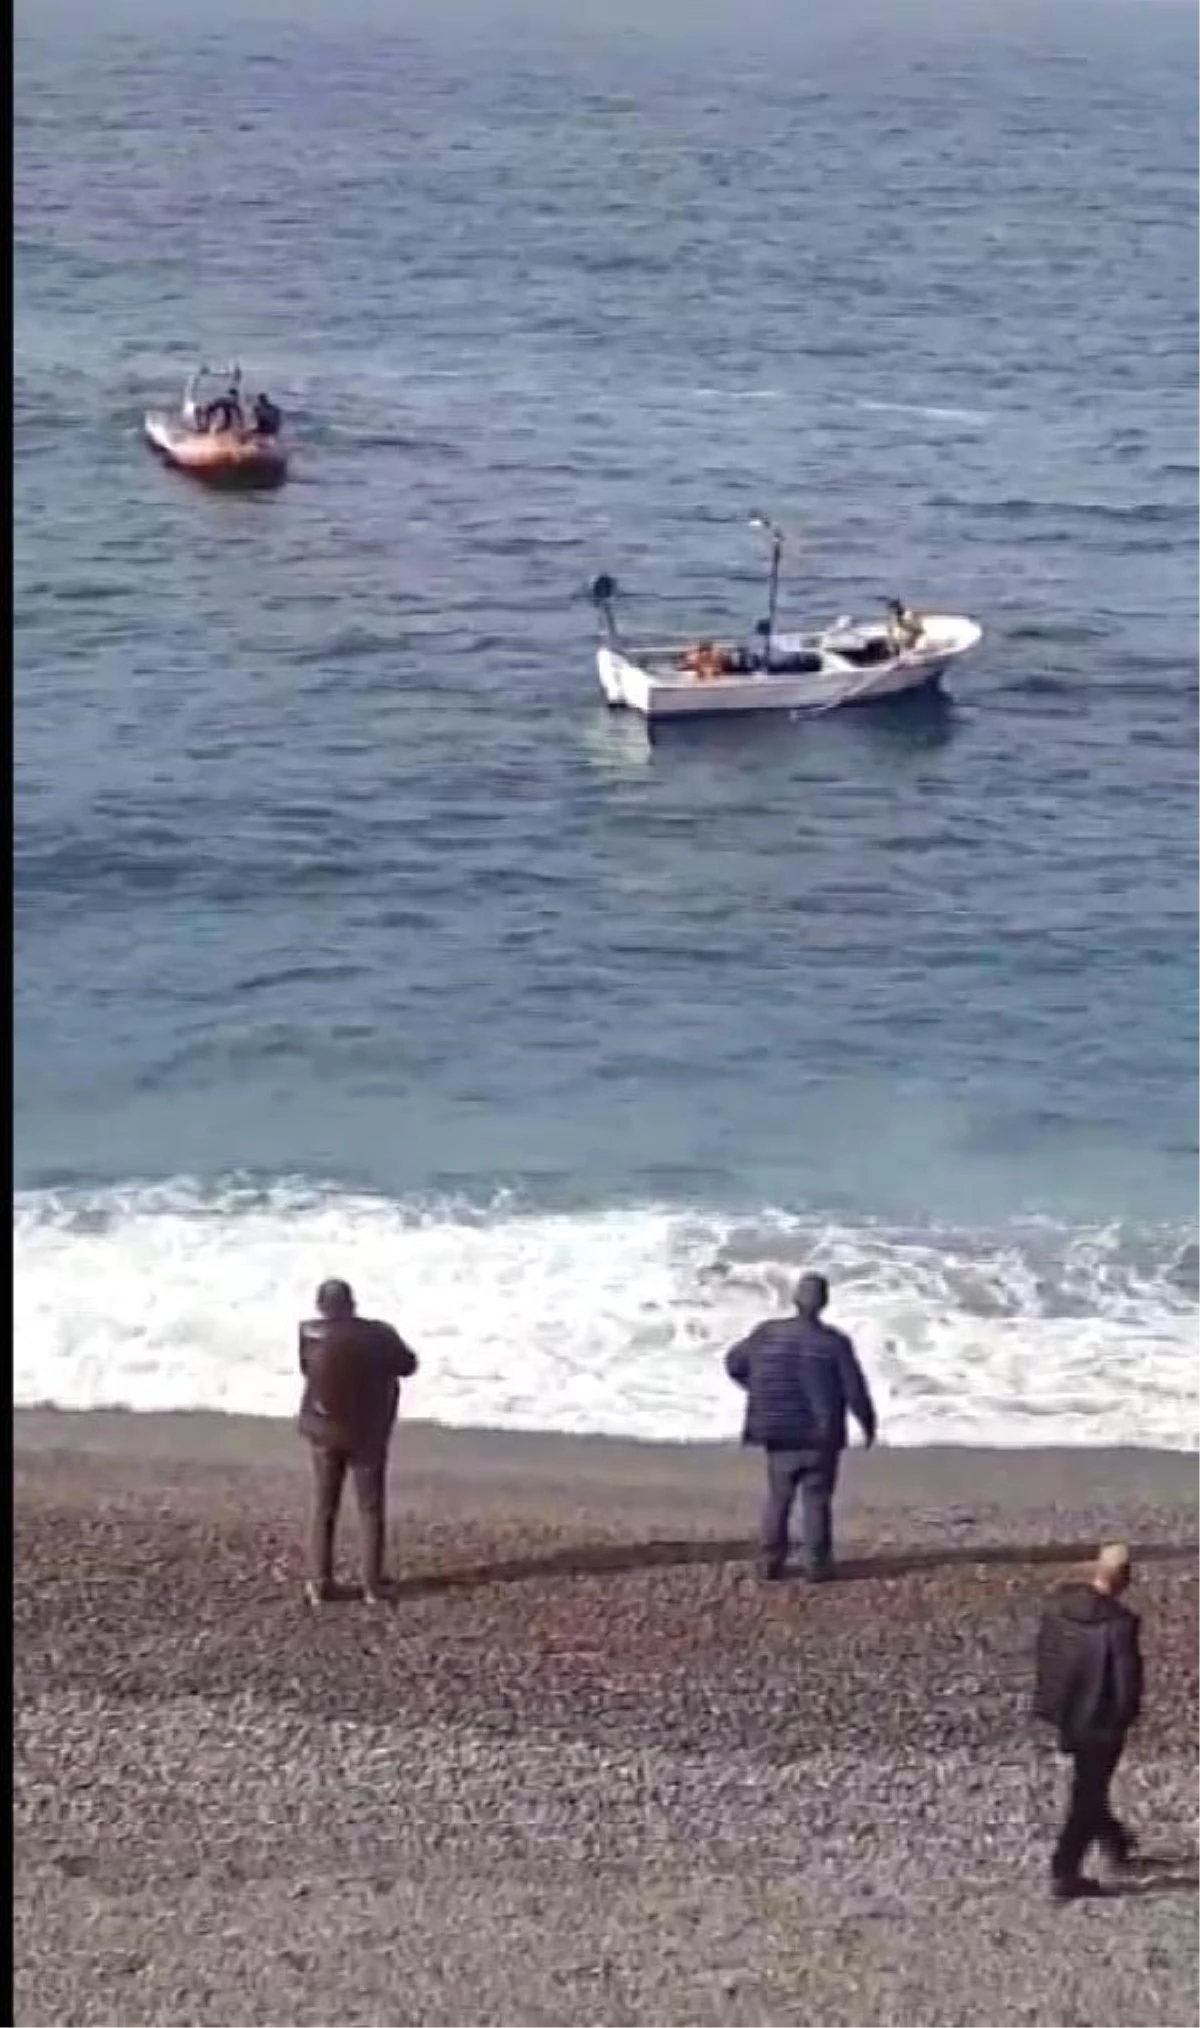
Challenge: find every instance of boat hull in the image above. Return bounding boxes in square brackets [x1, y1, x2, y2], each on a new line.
[143, 412, 288, 490]
[597, 616, 981, 721]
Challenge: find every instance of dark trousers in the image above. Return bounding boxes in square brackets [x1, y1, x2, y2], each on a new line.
[309, 1443, 388, 1594]
[762, 1447, 840, 1574]
[1052, 1735, 1130, 1880]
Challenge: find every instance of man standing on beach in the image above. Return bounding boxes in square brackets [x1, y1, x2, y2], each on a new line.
[1033, 1542, 1143, 1899]
[297, 1278, 419, 1607]
[723, 1272, 876, 1582]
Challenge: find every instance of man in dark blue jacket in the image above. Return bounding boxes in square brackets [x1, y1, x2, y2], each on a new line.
[724, 1272, 877, 1581]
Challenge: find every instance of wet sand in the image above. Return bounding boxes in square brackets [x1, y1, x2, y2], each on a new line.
[14, 1410, 1199, 2027]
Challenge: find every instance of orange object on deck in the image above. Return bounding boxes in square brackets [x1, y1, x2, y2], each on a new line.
[680, 640, 726, 681]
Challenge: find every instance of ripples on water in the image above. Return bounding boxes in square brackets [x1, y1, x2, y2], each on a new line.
[14, 0, 1199, 1442]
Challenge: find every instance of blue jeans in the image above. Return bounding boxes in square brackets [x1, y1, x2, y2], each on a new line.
[762, 1448, 840, 1574]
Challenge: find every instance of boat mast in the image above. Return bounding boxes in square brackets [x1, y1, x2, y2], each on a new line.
[749, 514, 785, 667]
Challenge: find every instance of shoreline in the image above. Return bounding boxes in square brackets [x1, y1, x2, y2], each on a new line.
[16, 1405, 1198, 1553]
[16, 1402, 1200, 1472]
[16, 1404, 1200, 1541]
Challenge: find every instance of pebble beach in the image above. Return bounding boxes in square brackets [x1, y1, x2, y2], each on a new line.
[14, 1410, 1199, 2027]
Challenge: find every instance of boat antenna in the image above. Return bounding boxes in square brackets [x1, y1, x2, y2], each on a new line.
[748, 514, 786, 668]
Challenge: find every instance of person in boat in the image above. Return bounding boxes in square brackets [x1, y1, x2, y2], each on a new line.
[886, 599, 924, 652]
[200, 383, 245, 434]
[680, 640, 727, 681]
[250, 392, 283, 439]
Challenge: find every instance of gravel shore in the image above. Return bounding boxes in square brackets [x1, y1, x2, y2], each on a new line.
[14, 1411, 1199, 2027]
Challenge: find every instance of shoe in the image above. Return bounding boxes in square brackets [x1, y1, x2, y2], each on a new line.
[304, 1580, 331, 1609]
[1051, 1875, 1106, 1902]
[1100, 1830, 1136, 1871]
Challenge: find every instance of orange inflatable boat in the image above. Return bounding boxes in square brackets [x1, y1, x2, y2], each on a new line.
[143, 365, 288, 489]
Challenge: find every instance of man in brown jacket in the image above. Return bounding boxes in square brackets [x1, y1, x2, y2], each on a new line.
[1032, 1542, 1143, 1899]
[298, 1278, 419, 1606]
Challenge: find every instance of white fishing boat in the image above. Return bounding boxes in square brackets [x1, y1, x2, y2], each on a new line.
[592, 517, 982, 723]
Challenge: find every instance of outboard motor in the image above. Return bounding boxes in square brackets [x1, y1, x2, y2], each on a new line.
[590, 572, 620, 645]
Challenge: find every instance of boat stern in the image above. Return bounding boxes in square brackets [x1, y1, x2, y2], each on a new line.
[597, 645, 654, 714]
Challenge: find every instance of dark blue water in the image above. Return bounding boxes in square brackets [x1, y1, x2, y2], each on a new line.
[14, 0, 1198, 1445]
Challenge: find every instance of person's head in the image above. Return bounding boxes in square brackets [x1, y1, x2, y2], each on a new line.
[316, 1278, 355, 1320]
[793, 1271, 829, 1319]
[1092, 1542, 1132, 1598]
[887, 598, 904, 619]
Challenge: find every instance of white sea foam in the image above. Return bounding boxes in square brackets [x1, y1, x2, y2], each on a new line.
[12, 1179, 1198, 1450]
[855, 399, 992, 425]
[683, 387, 785, 403]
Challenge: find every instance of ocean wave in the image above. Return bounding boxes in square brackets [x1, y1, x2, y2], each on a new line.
[12, 1178, 1198, 1449]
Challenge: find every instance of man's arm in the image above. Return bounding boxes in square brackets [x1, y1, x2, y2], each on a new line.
[381, 1325, 419, 1381]
[1113, 1612, 1144, 1730]
[837, 1333, 877, 1446]
[724, 1328, 760, 1388]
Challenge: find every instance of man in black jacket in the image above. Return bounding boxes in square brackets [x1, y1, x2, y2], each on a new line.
[298, 1278, 419, 1607]
[1033, 1543, 1143, 1899]
[724, 1272, 877, 1581]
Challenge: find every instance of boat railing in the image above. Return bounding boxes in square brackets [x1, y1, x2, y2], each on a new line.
[603, 600, 890, 661]
[610, 631, 744, 656]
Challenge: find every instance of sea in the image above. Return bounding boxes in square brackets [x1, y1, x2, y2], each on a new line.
[14, 0, 1199, 1449]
